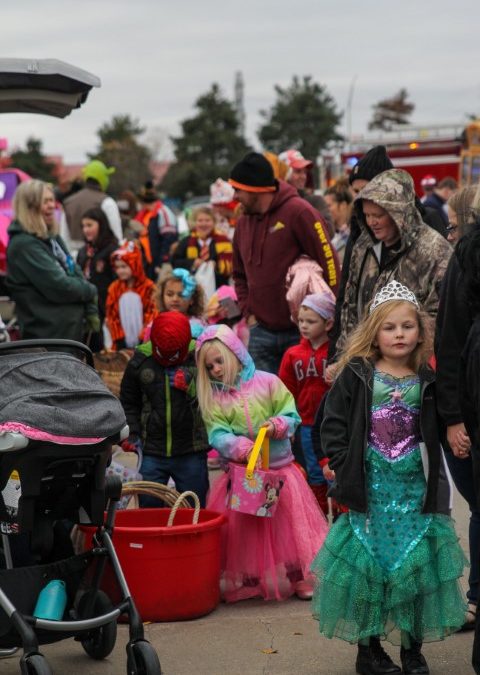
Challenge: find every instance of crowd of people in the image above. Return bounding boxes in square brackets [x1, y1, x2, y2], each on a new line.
[4, 143, 480, 675]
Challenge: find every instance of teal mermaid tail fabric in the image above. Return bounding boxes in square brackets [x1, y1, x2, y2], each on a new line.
[311, 513, 467, 644]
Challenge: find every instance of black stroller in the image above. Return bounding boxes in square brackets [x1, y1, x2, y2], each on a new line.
[0, 340, 161, 675]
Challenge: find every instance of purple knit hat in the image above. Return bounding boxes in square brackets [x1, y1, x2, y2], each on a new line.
[301, 292, 336, 320]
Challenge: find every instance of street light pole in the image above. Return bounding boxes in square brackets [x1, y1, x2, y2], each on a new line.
[346, 75, 357, 151]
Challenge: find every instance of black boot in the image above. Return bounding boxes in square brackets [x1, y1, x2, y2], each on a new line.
[400, 641, 429, 674]
[356, 639, 402, 675]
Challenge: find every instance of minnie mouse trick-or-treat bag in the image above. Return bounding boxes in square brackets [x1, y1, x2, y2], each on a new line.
[227, 427, 286, 517]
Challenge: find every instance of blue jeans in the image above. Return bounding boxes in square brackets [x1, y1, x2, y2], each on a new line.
[139, 453, 209, 508]
[248, 323, 299, 374]
[299, 425, 326, 486]
[445, 451, 480, 604]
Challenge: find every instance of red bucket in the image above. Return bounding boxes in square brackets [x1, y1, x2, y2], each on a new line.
[79, 507, 225, 622]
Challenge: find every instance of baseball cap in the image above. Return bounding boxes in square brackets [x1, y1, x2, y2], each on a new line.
[279, 149, 313, 170]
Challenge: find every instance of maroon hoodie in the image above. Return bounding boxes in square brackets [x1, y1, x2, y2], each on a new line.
[233, 181, 340, 331]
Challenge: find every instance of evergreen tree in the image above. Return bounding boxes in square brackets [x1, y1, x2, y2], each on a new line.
[258, 76, 342, 161]
[368, 89, 415, 131]
[92, 114, 152, 197]
[10, 137, 56, 182]
[162, 84, 250, 200]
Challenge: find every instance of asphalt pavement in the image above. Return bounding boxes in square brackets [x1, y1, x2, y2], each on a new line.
[0, 490, 475, 675]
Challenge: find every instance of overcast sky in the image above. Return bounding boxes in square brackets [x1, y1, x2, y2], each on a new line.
[1, 0, 480, 164]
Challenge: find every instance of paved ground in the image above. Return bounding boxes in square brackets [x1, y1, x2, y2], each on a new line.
[0, 490, 475, 674]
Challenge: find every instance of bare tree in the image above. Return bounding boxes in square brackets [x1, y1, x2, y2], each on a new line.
[368, 89, 415, 131]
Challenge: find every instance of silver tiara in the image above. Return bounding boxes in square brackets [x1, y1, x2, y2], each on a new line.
[369, 280, 419, 313]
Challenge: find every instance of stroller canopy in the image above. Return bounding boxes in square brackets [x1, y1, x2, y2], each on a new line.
[0, 58, 100, 118]
[0, 351, 125, 439]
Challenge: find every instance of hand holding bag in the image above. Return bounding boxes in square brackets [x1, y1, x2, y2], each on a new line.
[228, 427, 287, 517]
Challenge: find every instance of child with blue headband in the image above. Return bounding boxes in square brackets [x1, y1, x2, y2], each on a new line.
[154, 268, 206, 339]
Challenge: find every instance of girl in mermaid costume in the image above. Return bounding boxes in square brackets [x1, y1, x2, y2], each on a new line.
[311, 281, 467, 675]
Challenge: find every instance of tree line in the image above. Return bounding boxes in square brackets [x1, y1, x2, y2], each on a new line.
[7, 78, 415, 201]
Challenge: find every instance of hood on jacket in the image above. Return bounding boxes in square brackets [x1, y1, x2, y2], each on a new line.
[195, 323, 255, 382]
[354, 168, 425, 248]
[268, 179, 299, 211]
[7, 219, 23, 237]
[110, 239, 147, 284]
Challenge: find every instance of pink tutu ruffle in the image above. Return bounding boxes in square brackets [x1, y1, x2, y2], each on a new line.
[207, 462, 328, 602]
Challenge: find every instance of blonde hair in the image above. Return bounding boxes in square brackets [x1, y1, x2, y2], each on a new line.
[337, 300, 432, 375]
[448, 186, 478, 233]
[192, 206, 216, 225]
[196, 339, 241, 421]
[154, 270, 206, 318]
[13, 180, 56, 238]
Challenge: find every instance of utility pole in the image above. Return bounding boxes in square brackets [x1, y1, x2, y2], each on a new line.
[234, 71, 246, 137]
[346, 75, 357, 151]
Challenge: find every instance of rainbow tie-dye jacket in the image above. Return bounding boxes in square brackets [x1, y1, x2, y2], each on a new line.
[196, 325, 300, 468]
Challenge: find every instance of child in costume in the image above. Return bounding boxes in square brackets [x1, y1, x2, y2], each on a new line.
[120, 311, 209, 506]
[196, 324, 328, 602]
[154, 268, 206, 339]
[279, 291, 335, 517]
[105, 240, 155, 350]
[171, 206, 233, 289]
[311, 280, 466, 675]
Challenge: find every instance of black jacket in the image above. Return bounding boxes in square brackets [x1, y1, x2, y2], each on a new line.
[120, 350, 208, 458]
[321, 358, 451, 514]
[459, 318, 480, 500]
[77, 241, 118, 318]
[435, 252, 471, 427]
[416, 198, 447, 238]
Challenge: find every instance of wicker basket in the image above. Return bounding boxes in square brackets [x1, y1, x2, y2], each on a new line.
[120, 481, 193, 508]
[93, 349, 133, 397]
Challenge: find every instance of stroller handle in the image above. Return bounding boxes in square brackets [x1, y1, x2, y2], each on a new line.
[0, 339, 94, 367]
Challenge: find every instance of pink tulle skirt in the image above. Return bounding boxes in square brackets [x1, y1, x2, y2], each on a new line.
[207, 462, 328, 602]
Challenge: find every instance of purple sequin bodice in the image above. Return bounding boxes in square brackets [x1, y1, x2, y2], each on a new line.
[368, 372, 421, 461]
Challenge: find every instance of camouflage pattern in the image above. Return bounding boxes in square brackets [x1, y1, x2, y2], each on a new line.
[337, 169, 452, 351]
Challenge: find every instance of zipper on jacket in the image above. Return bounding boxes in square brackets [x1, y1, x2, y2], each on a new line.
[242, 394, 254, 439]
[165, 373, 172, 457]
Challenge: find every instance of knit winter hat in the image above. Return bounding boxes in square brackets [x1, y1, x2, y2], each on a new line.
[349, 146, 394, 185]
[229, 152, 277, 193]
[83, 160, 115, 192]
[301, 292, 336, 321]
[150, 311, 191, 366]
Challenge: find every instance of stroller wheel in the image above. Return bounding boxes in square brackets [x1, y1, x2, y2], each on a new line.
[127, 640, 162, 675]
[77, 590, 117, 660]
[20, 653, 53, 675]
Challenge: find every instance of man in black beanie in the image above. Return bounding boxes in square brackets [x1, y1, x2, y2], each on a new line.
[348, 145, 393, 195]
[229, 152, 340, 374]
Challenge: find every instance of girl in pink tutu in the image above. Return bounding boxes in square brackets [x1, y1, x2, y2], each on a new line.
[196, 324, 328, 602]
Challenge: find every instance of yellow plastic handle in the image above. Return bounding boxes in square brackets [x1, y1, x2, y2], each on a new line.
[245, 427, 270, 479]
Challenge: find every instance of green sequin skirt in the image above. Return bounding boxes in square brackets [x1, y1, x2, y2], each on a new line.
[311, 513, 467, 644]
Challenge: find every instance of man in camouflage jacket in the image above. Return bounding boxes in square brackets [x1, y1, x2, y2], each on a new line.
[336, 168, 452, 353]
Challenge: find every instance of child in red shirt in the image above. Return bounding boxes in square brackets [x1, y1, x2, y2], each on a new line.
[279, 291, 335, 516]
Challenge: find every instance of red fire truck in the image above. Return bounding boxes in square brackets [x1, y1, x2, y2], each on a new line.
[319, 120, 480, 194]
